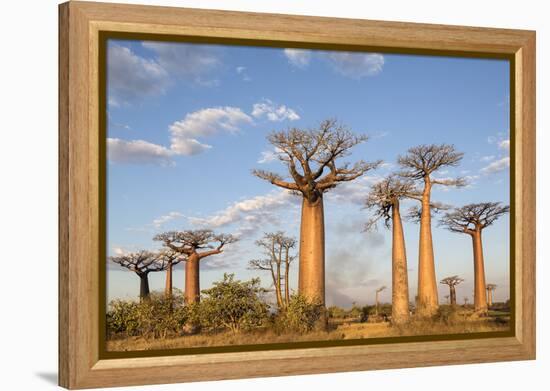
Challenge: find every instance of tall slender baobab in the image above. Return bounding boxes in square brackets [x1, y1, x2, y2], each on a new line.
[154, 230, 237, 304]
[253, 119, 381, 313]
[398, 144, 465, 316]
[364, 176, 419, 324]
[375, 286, 387, 316]
[440, 202, 509, 313]
[162, 251, 184, 299]
[109, 250, 171, 301]
[439, 275, 464, 307]
[486, 283, 497, 307]
[248, 232, 296, 309]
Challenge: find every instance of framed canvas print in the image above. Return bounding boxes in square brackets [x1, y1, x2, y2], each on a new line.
[58, 1, 536, 389]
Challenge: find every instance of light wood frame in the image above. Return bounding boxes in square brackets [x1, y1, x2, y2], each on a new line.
[59, 1, 536, 389]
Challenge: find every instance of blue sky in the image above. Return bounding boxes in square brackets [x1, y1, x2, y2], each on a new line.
[106, 39, 510, 308]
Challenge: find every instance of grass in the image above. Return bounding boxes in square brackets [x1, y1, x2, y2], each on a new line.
[106, 310, 510, 352]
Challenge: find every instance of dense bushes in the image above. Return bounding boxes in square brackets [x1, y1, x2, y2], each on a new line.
[274, 294, 323, 333]
[192, 273, 269, 333]
[107, 275, 271, 339]
[106, 292, 189, 340]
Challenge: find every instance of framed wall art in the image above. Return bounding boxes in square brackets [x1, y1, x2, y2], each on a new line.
[59, 1, 536, 389]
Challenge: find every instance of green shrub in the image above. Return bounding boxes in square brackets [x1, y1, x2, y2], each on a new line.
[274, 294, 323, 333]
[106, 291, 190, 340]
[194, 273, 269, 333]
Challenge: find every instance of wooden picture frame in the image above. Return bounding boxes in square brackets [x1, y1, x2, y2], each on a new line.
[59, 1, 536, 389]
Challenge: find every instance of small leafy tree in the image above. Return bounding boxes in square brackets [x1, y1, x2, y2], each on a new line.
[196, 273, 269, 333]
[274, 294, 323, 333]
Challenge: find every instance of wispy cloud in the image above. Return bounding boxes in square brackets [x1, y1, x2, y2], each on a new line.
[108, 106, 253, 165]
[169, 106, 253, 155]
[257, 148, 282, 164]
[107, 138, 174, 166]
[251, 99, 300, 122]
[152, 211, 184, 229]
[142, 41, 221, 82]
[107, 42, 222, 106]
[284, 48, 385, 79]
[188, 190, 299, 238]
[236, 66, 252, 82]
[283, 49, 312, 68]
[324, 52, 385, 79]
[107, 44, 169, 105]
[480, 157, 510, 174]
[480, 155, 495, 162]
[499, 139, 510, 151]
[325, 175, 382, 205]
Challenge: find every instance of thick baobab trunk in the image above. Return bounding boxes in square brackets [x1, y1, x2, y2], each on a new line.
[185, 254, 200, 304]
[298, 196, 325, 303]
[450, 285, 457, 306]
[472, 230, 488, 313]
[139, 273, 150, 301]
[391, 201, 410, 324]
[164, 261, 173, 298]
[298, 195, 326, 328]
[416, 179, 439, 317]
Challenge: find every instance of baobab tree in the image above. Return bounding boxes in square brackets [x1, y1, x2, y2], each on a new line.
[154, 230, 237, 304]
[486, 283, 497, 307]
[463, 297, 470, 307]
[439, 275, 464, 307]
[161, 251, 185, 299]
[364, 176, 419, 324]
[253, 119, 381, 313]
[109, 250, 171, 301]
[248, 232, 296, 310]
[444, 294, 450, 304]
[440, 202, 509, 313]
[375, 286, 387, 316]
[398, 144, 465, 316]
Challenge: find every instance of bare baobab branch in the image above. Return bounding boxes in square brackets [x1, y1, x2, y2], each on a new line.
[398, 144, 465, 179]
[253, 119, 381, 203]
[440, 202, 509, 313]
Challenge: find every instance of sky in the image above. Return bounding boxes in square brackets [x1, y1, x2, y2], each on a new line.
[106, 39, 511, 308]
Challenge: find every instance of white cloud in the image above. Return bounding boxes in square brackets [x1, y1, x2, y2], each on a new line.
[107, 42, 222, 105]
[169, 106, 253, 155]
[152, 211, 184, 229]
[481, 155, 495, 162]
[251, 99, 300, 122]
[188, 190, 299, 237]
[142, 41, 220, 79]
[284, 49, 312, 68]
[326, 175, 381, 205]
[284, 48, 385, 79]
[324, 52, 384, 79]
[107, 138, 174, 166]
[499, 139, 510, 150]
[257, 148, 283, 164]
[481, 157, 510, 174]
[107, 45, 169, 103]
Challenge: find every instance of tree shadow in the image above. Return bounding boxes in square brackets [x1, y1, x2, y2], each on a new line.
[35, 372, 57, 385]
